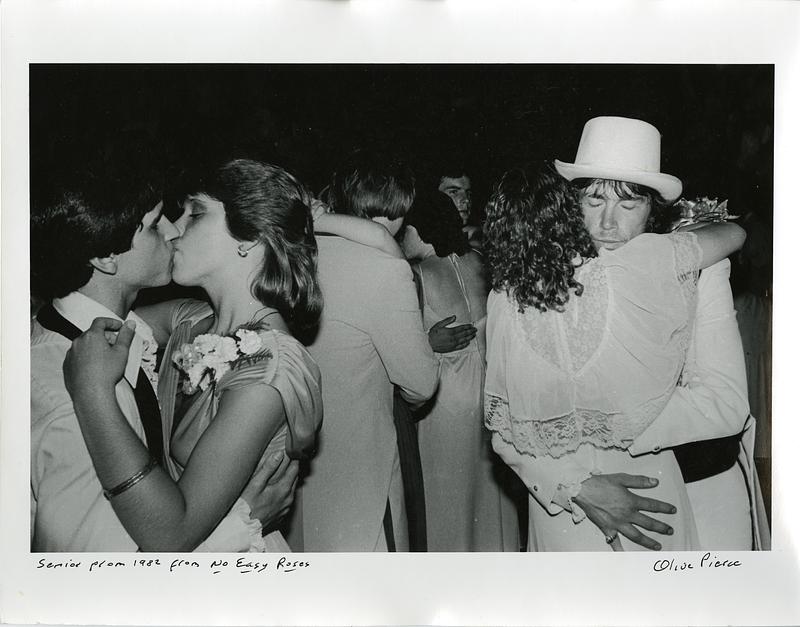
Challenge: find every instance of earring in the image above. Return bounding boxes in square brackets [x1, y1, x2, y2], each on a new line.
[237, 242, 258, 257]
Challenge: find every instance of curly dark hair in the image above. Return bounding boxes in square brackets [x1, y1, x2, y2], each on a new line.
[404, 189, 470, 257]
[484, 163, 597, 313]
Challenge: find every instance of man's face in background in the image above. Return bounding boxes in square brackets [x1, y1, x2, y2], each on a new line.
[438, 175, 472, 224]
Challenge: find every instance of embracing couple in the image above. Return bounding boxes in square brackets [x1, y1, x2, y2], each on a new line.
[484, 116, 770, 552]
[30, 154, 406, 552]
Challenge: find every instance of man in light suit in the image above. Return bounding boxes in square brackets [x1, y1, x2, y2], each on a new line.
[295, 152, 439, 551]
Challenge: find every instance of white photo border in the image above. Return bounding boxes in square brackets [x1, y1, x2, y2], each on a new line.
[2, 1, 799, 625]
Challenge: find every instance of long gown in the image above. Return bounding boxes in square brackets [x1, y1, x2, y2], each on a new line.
[157, 300, 322, 552]
[416, 253, 520, 551]
[485, 232, 703, 551]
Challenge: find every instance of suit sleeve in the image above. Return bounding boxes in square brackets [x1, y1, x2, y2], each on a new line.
[367, 256, 438, 405]
[30, 375, 139, 551]
[629, 259, 750, 455]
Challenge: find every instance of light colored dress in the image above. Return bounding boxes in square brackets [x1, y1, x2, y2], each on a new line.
[416, 252, 520, 551]
[485, 232, 703, 551]
[158, 300, 322, 552]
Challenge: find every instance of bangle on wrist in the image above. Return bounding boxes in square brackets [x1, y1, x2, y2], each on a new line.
[103, 457, 158, 500]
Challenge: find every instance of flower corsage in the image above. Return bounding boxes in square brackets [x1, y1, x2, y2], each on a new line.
[173, 328, 272, 394]
[671, 196, 738, 231]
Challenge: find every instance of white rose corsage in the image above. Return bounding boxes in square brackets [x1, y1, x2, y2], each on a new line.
[173, 327, 272, 394]
[671, 196, 739, 231]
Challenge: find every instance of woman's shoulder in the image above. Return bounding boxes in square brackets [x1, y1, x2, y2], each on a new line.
[218, 329, 320, 393]
[487, 288, 516, 317]
[460, 249, 484, 266]
[216, 329, 322, 459]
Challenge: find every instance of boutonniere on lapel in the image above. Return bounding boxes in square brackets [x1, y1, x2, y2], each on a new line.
[172, 326, 272, 394]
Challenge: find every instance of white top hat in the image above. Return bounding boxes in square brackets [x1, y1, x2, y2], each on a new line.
[554, 116, 683, 202]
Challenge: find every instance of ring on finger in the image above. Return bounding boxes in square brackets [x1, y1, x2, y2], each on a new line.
[604, 532, 618, 544]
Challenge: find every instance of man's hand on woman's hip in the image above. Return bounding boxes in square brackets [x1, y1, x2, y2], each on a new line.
[572, 473, 677, 551]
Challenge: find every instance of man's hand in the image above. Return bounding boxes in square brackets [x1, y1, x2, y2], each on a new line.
[63, 317, 135, 398]
[241, 451, 300, 534]
[572, 473, 677, 551]
[428, 315, 477, 353]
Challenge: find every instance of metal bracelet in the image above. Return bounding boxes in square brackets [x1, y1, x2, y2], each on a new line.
[103, 457, 158, 500]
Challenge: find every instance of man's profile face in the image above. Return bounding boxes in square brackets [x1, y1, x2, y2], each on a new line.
[115, 202, 179, 289]
[579, 181, 651, 252]
[438, 175, 472, 224]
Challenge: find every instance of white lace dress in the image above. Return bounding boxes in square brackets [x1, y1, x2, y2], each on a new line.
[485, 232, 703, 551]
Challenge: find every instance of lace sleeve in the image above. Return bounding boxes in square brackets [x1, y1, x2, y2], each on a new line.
[668, 231, 702, 289]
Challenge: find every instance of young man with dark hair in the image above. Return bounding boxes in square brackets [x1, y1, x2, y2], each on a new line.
[437, 167, 472, 226]
[326, 150, 417, 234]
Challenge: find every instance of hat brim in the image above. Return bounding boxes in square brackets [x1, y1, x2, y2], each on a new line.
[554, 160, 683, 202]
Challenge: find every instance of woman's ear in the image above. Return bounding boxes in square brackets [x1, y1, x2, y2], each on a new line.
[88, 254, 118, 275]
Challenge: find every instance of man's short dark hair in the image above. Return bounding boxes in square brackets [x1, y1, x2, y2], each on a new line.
[436, 162, 470, 185]
[31, 165, 161, 301]
[326, 150, 415, 220]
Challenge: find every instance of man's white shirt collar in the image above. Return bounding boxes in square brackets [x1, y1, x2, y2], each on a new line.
[52, 292, 157, 389]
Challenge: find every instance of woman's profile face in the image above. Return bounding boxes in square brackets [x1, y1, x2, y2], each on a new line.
[171, 193, 240, 287]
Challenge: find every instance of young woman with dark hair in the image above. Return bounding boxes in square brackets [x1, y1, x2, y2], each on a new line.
[482, 163, 746, 552]
[401, 190, 520, 552]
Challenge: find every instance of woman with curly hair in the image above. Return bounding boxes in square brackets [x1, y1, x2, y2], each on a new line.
[482, 163, 745, 551]
[401, 190, 520, 552]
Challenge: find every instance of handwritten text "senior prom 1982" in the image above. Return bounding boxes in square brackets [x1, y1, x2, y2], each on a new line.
[36, 556, 311, 574]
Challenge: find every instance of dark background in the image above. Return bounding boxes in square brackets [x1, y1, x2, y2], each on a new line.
[30, 63, 773, 293]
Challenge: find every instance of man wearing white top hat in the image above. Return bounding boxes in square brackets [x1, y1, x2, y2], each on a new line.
[492, 116, 767, 550]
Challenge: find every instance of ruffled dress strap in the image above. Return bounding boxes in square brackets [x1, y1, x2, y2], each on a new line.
[215, 330, 322, 460]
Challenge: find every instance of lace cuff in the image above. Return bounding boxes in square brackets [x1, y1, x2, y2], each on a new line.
[553, 470, 596, 523]
[485, 392, 642, 458]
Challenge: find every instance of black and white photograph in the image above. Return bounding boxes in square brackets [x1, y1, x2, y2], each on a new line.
[2, 2, 799, 626]
[27, 62, 774, 555]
